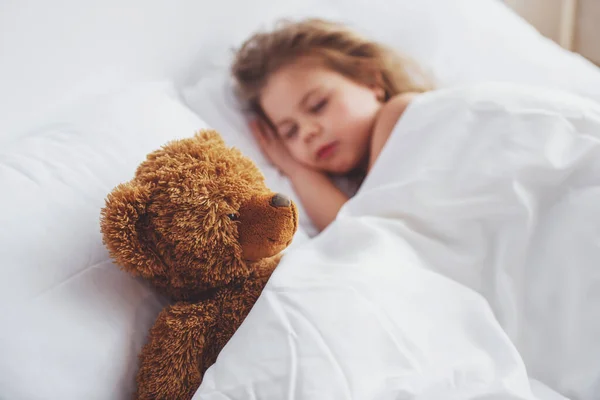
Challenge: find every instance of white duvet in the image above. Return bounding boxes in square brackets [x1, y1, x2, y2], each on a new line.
[194, 84, 600, 400]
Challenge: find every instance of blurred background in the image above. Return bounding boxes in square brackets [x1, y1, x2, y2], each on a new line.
[505, 0, 599, 65]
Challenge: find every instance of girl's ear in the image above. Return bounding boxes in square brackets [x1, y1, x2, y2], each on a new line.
[369, 81, 385, 101]
[374, 85, 386, 102]
[366, 69, 386, 101]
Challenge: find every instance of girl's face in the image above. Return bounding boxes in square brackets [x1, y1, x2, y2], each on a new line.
[259, 58, 384, 175]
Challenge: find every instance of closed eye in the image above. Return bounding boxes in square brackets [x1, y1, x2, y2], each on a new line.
[310, 98, 328, 113]
[282, 125, 298, 140]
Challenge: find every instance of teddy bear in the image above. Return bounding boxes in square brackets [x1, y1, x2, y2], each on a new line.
[100, 129, 298, 400]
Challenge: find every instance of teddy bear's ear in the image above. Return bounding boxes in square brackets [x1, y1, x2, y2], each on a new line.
[194, 129, 226, 146]
[100, 181, 165, 280]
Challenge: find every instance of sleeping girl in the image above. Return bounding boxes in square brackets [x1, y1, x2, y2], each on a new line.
[230, 18, 600, 399]
[231, 18, 433, 232]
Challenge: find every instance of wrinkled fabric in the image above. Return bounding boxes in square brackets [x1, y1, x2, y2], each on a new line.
[194, 84, 600, 400]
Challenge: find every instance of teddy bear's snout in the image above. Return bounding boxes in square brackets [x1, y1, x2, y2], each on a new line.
[236, 192, 297, 261]
[270, 193, 291, 208]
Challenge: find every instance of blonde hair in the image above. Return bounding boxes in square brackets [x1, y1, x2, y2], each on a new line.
[231, 18, 434, 121]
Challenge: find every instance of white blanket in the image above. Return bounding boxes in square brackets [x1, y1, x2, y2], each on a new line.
[194, 84, 600, 400]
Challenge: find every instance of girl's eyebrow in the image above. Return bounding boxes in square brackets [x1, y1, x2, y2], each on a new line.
[299, 88, 320, 108]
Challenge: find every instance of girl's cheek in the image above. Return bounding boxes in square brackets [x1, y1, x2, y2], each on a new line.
[291, 146, 309, 163]
[331, 99, 349, 119]
[324, 104, 346, 133]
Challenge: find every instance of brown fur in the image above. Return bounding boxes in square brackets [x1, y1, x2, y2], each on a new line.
[100, 130, 298, 400]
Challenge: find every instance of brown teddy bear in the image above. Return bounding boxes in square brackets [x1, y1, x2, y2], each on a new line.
[100, 129, 298, 400]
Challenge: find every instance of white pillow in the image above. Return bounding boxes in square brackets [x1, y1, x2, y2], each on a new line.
[0, 82, 309, 399]
[182, 0, 600, 235]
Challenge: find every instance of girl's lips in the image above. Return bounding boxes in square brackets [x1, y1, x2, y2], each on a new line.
[316, 142, 338, 160]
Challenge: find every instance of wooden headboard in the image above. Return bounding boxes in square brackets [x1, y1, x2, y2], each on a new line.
[505, 0, 600, 65]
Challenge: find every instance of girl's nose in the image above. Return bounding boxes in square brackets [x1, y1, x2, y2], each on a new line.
[301, 122, 321, 143]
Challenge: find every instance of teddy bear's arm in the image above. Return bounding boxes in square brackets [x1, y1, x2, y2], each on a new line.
[135, 300, 219, 400]
[200, 254, 283, 372]
[135, 254, 283, 400]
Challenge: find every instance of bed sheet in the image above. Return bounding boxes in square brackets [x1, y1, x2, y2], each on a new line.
[193, 84, 600, 400]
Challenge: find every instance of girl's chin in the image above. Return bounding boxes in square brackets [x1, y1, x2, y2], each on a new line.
[327, 162, 358, 176]
[332, 156, 367, 176]
[318, 152, 365, 175]
[326, 165, 354, 176]
[322, 159, 347, 174]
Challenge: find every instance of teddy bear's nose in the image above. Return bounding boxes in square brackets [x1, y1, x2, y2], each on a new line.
[270, 193, 291, 208]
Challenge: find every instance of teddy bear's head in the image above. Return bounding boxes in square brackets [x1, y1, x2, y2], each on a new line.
[100, 130, 298, 300]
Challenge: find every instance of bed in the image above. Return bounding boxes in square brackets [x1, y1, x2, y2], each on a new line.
[1, 0, 599, 399]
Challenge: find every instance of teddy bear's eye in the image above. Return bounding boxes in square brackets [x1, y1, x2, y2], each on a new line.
[227, 213, 240, 221]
